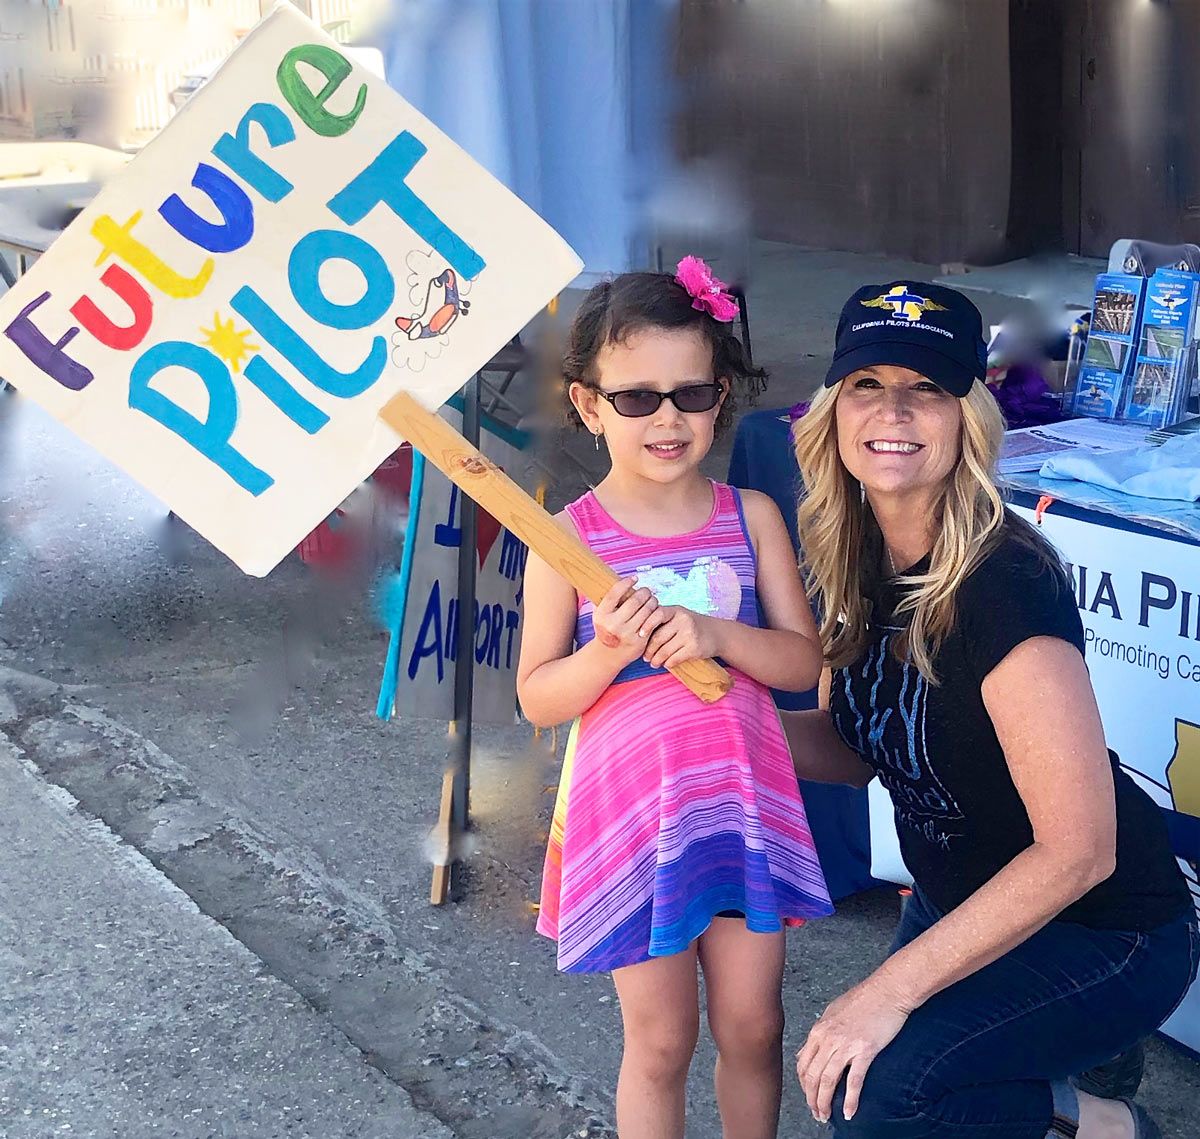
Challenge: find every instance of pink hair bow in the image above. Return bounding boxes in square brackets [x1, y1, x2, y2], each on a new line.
[675, 255, 740, 323]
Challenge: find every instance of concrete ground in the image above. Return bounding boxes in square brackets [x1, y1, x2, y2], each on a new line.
[0, 734, 453, 1139]
[1, 242, 1197, 1138]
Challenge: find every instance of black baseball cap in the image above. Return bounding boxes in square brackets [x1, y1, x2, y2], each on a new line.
[823, 281, 987, 398]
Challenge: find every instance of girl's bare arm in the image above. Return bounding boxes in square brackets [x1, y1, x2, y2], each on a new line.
[517, 518, 664, 726]
[781, 670, 876, 787]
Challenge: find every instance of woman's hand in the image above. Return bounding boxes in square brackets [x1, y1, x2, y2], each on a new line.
[591, 577, 665, 665]
[642, 607, 721, 670]
[795, 975, 913, 1124]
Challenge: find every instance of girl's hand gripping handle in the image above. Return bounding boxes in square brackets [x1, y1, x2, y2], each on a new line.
[592, 578, 665, 664]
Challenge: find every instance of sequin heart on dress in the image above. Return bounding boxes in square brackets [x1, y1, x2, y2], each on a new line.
[634, 556, 742, 619]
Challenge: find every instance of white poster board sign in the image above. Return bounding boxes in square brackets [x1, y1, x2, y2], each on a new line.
[0, 2, 580, 576]
[384, 405, 535, 725]
[869, 507, 1200, 1052]
[868, 779, 912, 887]
[1016, 507, 1200, 1053]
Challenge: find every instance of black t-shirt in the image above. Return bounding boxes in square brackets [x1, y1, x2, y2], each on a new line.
[828, 524, 1190, 931]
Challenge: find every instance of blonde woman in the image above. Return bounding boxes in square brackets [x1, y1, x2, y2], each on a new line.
[783, 282, 1196, 1139]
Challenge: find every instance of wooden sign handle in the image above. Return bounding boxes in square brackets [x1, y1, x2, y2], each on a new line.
[379, 392, 733, 704]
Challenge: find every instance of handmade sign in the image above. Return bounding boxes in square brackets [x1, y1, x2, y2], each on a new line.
[0, 2, 581, 576]
[378, 403, 538, 724]
[1016, 508, 1200, 1054]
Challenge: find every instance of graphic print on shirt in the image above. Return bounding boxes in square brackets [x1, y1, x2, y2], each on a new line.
[834, 628, 965, 850]
[634, 555, 743, 620]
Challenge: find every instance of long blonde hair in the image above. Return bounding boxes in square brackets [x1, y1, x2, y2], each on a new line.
[793, 380, 1009, 681]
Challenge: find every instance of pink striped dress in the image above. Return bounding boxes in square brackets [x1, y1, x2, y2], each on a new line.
[537, 481, 832, 973]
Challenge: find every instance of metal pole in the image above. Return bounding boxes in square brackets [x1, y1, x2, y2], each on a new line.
[735, 288, 754, 368]
[447, 374, 481, 875]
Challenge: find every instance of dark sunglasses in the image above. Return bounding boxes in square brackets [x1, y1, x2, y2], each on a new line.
[588, 381, 724, 418]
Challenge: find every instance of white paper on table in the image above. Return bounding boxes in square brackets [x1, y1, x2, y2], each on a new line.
[998, 419, 1151, 474]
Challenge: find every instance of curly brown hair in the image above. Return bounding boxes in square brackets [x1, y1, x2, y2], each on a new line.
[561, 271, 766, 438]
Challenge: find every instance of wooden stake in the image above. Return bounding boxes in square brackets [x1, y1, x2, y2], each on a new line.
[379, 391, 733, 704]
[429, 766, 456, 905]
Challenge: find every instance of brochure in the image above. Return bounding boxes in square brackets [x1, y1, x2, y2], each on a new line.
[1072, 273, 1146, 419]
[1121, 269, 1200, 428]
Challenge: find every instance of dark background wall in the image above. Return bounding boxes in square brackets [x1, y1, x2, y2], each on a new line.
[678, 0, 1013, 265]
[1063, 0, 1200, 258]
[1008, 0, 1065, 256]
[676, 0, 1200, 265]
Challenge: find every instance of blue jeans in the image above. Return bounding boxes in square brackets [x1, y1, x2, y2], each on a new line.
[829, 889, 1200, 1138]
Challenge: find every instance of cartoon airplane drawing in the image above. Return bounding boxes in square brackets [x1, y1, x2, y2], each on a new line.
[394, 268, 470, 341]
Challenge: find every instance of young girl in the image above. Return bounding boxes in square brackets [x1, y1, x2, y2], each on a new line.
[518, 260, 832, 1139]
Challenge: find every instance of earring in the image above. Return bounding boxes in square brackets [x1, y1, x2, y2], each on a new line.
[594, 432, 601, 451]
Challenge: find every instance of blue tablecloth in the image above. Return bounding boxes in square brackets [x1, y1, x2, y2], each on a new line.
[728, 407, 880, 900]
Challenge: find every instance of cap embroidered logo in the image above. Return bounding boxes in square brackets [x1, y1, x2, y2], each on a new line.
[860, 285, 949, 324]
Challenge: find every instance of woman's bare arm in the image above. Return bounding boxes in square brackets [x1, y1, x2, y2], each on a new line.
[797, 637, 1118, 1122]
[870, 636, 1116, 1004]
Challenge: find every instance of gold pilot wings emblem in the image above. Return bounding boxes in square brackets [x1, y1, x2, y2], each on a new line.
[862, 286, 949, 323]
